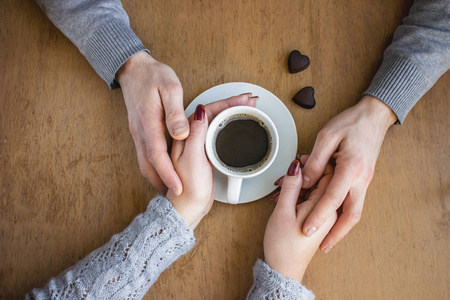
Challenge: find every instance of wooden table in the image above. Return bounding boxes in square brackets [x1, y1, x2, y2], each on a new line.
[1, 0, 449, 299]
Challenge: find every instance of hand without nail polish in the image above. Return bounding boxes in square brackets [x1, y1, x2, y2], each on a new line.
[172, 123, 188, 136]
[305, 226, 317, 237]
[323, 246, 333, 254]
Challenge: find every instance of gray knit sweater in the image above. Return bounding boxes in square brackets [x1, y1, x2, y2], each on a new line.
[35, 0, 450, 123]
[26, 196, 314, 299]
[30, 0, 449, 298]
[364, 0, 450, 123]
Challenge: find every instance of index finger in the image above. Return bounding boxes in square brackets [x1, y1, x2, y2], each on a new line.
[188, 94, 257, 124]
[302, 164, 355, 237]
[142, 119, 183, 195]
[301, 130, 340, 189]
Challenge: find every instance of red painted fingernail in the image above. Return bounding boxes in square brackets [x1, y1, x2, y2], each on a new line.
[270, 191, 280, 201]
[250, 96, 259, 100]
[287, 160, 300, 176]
[194, 104, 205, 121]
[274, 176, 283, 186]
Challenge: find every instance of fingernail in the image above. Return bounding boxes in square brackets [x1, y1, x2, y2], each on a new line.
[324, 246, 333, 254]
[239, 92, 252, 98]
[250, 96, 259, 100]
[194, 104, 205, 121]
[287, 160, 300, 176]
[305, 226, 317, 237]
[270, 191, 280, 201]
[274, 176, 283, 186]
[302, 174, 311, 187]
[169, 185, 179, 195]
[300, 155, 308, 165]
[297, 154, 306, 167]
[172, 123, 188, 136]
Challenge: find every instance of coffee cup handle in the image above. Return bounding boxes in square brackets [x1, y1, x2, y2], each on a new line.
[227, 176, 242, 204]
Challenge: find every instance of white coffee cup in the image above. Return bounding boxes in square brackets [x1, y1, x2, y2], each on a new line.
[205, 106, 279, 204]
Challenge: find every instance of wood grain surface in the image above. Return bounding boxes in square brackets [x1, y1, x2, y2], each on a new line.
[1, 0, 449, 299]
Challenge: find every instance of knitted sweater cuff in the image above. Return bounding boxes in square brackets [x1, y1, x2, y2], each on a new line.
[26, 195, 195, 299]
[83, 18, 150, 89]
[248, 259, 315, 299]
[364, 56, 431, 124]
[148, 195, 195, 243]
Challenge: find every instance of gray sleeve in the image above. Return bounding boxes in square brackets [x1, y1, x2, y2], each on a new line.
[26, 196, 195, 300]
[364, 0, 450, 124]
[35, 0, 150, 89]
[246, 259, 315, 300]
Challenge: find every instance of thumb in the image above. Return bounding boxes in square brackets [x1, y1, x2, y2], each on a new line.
[184, 105, 208, 156]
[161, 83, 190, 140]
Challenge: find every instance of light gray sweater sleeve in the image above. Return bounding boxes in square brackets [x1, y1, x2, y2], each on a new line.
[35, 0, 149, 89]
[26, 196, 195, 300]
[364, 0, 450, 124]
[247, 259, 315, 300]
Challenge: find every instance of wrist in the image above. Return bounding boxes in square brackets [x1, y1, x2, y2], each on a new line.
[116, 51, 155, 86]
[264, 259, 305, 284]
[358, 95, 397, 130]
[166, 193, 206, 230]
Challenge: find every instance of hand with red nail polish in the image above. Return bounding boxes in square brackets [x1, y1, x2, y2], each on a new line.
[166, 94, 257, 229]
[263, 160, 337, 283]
[166, 104, 213, 229]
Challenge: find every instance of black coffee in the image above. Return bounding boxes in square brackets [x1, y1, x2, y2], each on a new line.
[215, 119, 269, 168]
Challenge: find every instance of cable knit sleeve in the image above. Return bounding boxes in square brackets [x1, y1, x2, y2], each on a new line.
[26, 195, 195, 300]
[246, 259, 315, 300]
[364, 0, 450, 124]
[34, 0, 149, 89]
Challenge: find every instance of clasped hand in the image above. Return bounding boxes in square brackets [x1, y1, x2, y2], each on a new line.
[116, 52, 396, 274]
[164, 95, 338, 284]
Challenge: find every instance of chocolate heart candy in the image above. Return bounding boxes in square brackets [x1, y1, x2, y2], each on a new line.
[288, 50, 310, 73]
[293, 86, 315, 109]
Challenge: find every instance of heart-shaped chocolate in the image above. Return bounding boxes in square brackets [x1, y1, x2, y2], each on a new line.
[288, 50, 310, 73]
[293, 86, 315, 109]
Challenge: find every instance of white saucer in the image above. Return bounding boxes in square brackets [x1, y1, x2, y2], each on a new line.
[185, 82, 298, 204]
